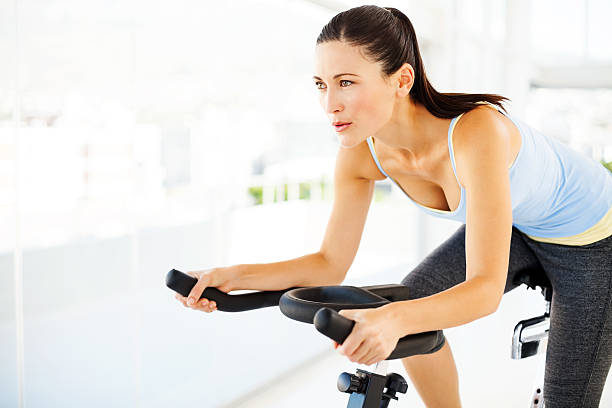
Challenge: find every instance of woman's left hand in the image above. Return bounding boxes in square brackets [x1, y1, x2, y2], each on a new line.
[334, 306, 402, 366]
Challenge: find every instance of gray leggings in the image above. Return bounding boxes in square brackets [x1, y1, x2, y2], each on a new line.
[400, 224, 612, 407]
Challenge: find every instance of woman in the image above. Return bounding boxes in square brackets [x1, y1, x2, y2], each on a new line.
[175, 6, 612, 407]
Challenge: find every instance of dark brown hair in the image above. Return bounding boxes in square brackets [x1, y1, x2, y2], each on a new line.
[317, 5, 509, 118]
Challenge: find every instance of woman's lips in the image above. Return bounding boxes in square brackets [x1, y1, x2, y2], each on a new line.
[334, 123, 352, 132]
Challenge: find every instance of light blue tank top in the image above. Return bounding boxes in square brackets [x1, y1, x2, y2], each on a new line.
[366, 108, 612, 239]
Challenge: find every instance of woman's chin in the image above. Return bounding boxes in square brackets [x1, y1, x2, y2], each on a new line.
[338, 132, 361, 148]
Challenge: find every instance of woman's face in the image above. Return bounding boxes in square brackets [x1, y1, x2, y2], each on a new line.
[313, 41, 397, 148]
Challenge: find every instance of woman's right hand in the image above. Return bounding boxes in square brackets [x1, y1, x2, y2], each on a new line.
[174, 266, 237, 313]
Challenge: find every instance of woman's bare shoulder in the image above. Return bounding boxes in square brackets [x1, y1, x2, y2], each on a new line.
[454, 105, 511, 147]
[452, 105, 515, 184]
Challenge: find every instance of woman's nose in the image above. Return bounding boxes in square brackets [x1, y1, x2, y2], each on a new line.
[323, 92, 344, 114]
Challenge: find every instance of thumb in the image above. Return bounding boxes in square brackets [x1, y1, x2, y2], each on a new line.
[338, 309, 359, 321]
[186, 270, 213, 303]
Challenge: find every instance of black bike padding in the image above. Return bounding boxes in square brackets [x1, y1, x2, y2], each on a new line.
[279, 286, 389, 323]
[165, 269, 292, 312]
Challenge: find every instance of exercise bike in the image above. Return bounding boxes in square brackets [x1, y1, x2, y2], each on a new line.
[166, 267, 552, 407]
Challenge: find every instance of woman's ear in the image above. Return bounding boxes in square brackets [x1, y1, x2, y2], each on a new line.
[395, 63, 414, 97]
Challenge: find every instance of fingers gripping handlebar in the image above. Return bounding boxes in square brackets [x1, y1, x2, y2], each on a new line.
[312, 307, 445, 360]
[166, 269, 445, 359]
[165, 268, 292, 312]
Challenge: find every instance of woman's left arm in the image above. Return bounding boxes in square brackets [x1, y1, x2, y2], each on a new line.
[384, 108, 514, 336]
[338, 109, 514, 363]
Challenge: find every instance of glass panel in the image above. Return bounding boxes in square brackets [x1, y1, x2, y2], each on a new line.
[0, 0, 18, 405]
[0, 254, 17, 407]
[17, 0, 140, 402]
[16, 0, 337, 406]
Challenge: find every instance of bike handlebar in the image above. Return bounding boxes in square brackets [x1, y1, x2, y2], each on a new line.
[165, 268, 294, 312]
[165, 268, 444, 359]
[313, 307, 445, 360]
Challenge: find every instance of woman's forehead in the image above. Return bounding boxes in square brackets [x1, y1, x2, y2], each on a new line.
[313, 41, 377, 79]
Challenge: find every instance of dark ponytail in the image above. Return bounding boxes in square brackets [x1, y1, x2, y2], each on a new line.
[317, 5, 509, 119]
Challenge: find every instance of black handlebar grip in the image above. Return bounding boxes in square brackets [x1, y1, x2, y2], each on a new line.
[386, 331, 445, 360]
[165, 269, 290, 312]
[313, 307, 355, 344]
[314, 306, 445, 360]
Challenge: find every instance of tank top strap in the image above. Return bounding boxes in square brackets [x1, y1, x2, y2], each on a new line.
[366, 136, 390, 178]
[447, 113, 465, 188]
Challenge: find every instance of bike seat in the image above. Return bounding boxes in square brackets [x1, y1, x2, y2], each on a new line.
[512, 268, 552, 301]
[513, 268, 551, 290]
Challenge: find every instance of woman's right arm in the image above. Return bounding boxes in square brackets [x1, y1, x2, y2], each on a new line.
[181, 142, 375, 310]
[234, 143, 375, 289]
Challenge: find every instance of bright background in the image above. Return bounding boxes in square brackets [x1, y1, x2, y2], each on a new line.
[1, 0, 612, 407]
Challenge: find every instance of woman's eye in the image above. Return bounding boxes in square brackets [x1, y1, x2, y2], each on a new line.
[314, 80, 352, 90]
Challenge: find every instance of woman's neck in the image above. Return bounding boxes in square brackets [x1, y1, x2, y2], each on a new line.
[373, 98, 452, 172]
